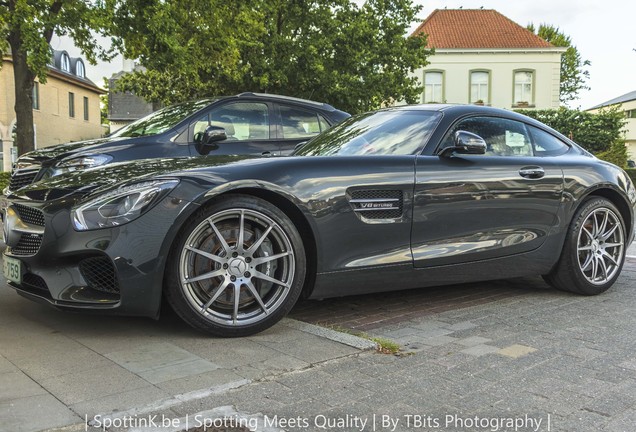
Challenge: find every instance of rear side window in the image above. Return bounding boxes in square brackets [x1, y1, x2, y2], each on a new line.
[528, 126, 570, 156]
[280, 105, 330, 139]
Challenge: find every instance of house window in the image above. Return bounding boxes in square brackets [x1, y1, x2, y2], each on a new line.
[423, 71, 443, 103]
[626, 109, 636, 119]
[76, 61, 85, 78]
[514, 71, 534, 105]
[69, 92, 75, 118]
[83, 97, 89, 121]
[470, 71, 489, 104]
[61, 53, 71, 72]
[32, 82, 40, 110]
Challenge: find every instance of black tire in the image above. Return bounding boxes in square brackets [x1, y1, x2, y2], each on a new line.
[543, 197, 626, 295]
[165, 194, 306, 337]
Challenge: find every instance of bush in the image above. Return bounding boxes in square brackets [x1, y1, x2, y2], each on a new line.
[0, 172, 10, 192]
[596, 141, 629, 169]
[516, 106, 628, 167]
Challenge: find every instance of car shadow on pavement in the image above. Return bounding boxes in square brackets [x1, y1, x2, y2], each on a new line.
[290, 276, 564, 332]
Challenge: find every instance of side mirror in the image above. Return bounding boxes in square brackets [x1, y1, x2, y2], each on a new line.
[439, 131, 487, 157]
[201, 125, 227, 145]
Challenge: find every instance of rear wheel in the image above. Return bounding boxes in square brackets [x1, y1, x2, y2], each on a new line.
[544, 197, 626, 295]
[165, 195, 306, 336]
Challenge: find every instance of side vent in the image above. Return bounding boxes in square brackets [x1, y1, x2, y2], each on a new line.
[349, 190, 403, 220]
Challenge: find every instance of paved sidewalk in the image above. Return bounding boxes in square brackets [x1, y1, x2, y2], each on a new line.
[0, 281, 368, 432]
[72, 255, 636, 432]
[2, 241, 635, 432]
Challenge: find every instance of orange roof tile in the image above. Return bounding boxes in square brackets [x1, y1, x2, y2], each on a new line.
[412, 9, 553, 49]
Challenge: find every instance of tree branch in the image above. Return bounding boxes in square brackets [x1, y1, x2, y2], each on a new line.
[42, 0, 64, 43]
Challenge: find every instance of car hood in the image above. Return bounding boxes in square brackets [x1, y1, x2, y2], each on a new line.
[21, 136, 137, 162]
[10, 155, 258, 202]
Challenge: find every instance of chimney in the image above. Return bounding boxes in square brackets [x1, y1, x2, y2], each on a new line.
[122, 58, 135, 72]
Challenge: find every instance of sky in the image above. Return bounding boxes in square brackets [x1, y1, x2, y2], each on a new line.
[52, 0, 636, 110]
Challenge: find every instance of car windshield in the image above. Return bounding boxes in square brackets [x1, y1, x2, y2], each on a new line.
[110, 99, 217, 138]
[294, 109, 442, 156]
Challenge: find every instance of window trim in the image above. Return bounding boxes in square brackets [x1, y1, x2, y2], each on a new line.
[422, 70, 445, 104]
[68, 92, 75, 118]
[468, 69, 491, 105]
[512, 69, 536, 108]
[76, 60, 86, 78]
[83, 96, 89, 121]
[32, 82, 40, 111]
[61, 53, 71, 73]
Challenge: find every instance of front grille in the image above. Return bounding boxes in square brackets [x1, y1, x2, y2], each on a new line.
[13, 204, 45, 227]
[22, 273, 49, 292]
[11, 234, 44, 256]
[349, 190, 403, 219]
[9, 170, 39, 190]
[79, 256, 119, 294]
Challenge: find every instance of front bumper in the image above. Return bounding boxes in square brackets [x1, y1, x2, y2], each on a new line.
[2, 193, 195, 317]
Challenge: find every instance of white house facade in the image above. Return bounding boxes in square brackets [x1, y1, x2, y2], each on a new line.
[586, 90, 636, 161]
[412, 9, 565, 110]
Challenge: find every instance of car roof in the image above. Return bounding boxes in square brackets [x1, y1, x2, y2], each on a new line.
[389, 104, 553, 127]
[233, 92, 339, 112]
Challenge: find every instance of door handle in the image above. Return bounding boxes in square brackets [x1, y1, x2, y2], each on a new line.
[261, 151, 272, 157]
[519, 166, 545, 179]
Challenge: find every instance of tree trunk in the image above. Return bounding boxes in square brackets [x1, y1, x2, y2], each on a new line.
[9, 32, 36, 156]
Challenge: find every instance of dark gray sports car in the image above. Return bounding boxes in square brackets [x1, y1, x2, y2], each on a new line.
[3, 105, 635, 336]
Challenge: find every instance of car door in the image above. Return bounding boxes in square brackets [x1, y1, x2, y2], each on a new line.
[412, 115, 564, 268]
[276, 104, 334, 155]
[188, 101, 280, 156]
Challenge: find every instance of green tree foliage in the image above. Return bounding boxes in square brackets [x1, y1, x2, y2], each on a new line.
[527, 23, 590, 104]
[108, 0, 263, 105]
[115, 0, 432, 114]
[100, 78, 109, 127]
[517, 107, 628, 167]
[0, 0, 113, 155]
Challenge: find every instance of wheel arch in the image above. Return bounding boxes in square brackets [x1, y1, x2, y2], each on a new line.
[583, 186, 633, 239]
[191, 185, 319, 299]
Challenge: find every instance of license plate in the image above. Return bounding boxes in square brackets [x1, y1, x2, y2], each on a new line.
[3, 255, 22, 285]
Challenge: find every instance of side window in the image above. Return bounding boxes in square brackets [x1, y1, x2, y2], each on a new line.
[192, 102, 270, 143]
[528, 126, 569, 156]
[441, 116, 534, 157]
[280, 105, 328, 139]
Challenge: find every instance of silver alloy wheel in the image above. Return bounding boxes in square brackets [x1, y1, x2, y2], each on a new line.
[179, 208, 295, 326]
[577, 207, 624, 285]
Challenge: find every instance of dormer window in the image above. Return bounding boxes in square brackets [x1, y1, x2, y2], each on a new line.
[76, 60, 85, 78]
[61, 53, 71, 72]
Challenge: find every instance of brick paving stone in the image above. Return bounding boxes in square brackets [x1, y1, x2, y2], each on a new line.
[497, 344, 538, 358]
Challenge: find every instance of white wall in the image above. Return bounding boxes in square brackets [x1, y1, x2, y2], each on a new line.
[414, 49, 563, 110]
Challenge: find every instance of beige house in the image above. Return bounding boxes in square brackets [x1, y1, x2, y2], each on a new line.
[411, 9, 565, 109]
[1, 50, 105, 171]
[586, 91, 636, 162]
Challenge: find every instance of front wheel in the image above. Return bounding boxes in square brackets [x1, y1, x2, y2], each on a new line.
[165, 195, 306, 337]
[544, 197, 626, 295]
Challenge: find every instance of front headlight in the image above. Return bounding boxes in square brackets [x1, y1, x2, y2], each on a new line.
[72, 180, 179, 231]
[46, 154, 113, 178]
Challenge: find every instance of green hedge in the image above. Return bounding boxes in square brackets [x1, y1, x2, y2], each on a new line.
[626, 169, 636, 185]
[516, 106, 628, 168]
[0, 172, 9, 192]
